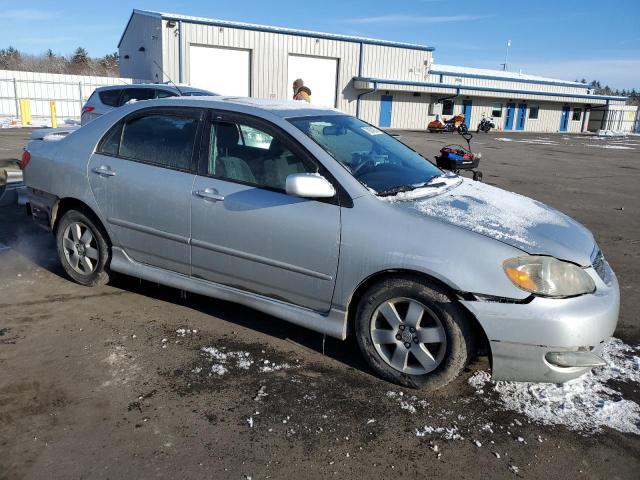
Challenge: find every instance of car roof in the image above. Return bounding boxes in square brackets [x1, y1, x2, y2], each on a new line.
[124, 96, 345, 119]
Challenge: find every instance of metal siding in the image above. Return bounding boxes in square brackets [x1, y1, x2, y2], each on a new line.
[176, 21, 361, 114]
[362, 44, 431, 82]
[425, 73, 586, 95]
[119, 12, 628, 134]
[118, 13, 161, 81]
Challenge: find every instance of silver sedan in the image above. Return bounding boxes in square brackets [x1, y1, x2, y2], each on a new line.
[22, 96, 619, 389]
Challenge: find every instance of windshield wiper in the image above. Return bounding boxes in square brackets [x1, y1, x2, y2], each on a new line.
[376, 176, 446, 197]
[376, 185, 420, 197]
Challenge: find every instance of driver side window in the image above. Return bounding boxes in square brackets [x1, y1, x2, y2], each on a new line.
[207, 120, 316, 190]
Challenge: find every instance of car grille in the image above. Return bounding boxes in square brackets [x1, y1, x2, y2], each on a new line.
[591, 248, 609, 283]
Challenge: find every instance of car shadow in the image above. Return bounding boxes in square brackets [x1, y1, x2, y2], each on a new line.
[111, 273, 372, 375]
[1, 204, 372, 377]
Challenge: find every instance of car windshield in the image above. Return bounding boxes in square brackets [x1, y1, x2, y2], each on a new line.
[288, 115, 443, 195]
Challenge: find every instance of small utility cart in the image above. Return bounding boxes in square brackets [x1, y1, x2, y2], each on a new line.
[434, 130, 483, 181]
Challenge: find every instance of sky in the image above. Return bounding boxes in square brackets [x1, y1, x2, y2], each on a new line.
[1, 0, 638, 89]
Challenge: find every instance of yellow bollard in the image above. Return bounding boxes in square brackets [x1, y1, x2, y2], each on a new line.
[50, 100, 57, 128]
[19, 99, 31, 126]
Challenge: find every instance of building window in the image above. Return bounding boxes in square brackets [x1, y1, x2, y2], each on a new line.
[442, 100, 454, 116]
[529, 104, 540, 119]
[572, 108, 582, 121]
[491, 103, 502, 118]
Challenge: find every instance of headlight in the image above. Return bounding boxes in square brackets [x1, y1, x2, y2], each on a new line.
[503, 256, 595, 297]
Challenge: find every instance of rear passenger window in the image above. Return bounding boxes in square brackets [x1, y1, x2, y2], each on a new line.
[119, 88, 155, 106]
[119, 114, 199, 170]
[98, 89, 122, 107]
[97, 122, 123, 155]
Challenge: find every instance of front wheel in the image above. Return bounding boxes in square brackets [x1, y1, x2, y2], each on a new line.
[55, 209, 112, 286]
[355, 276, 474, 390]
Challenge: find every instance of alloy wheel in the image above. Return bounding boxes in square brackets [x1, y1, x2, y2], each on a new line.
[370, 297, 447, 375]
[62, 221, 100, 275]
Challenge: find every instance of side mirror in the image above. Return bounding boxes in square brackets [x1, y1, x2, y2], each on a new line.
[285, 173, 336, 199]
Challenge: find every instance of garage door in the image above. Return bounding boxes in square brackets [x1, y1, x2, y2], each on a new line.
[287, 55, 338, 107]
[189, 45, 250, 96]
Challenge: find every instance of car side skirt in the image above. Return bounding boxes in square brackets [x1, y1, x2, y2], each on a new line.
[110, 247, 349, 340]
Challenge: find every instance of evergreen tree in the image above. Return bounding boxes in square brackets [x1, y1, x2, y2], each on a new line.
[71, 47, 89, 66]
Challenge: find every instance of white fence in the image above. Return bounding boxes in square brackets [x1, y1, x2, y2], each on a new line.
[588, 105, 640, 134]
[0, 70, 145, 127]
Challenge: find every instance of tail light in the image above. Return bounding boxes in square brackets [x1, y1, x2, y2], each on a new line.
[82, 106, 95, 113]
[20, 150, 31, 170]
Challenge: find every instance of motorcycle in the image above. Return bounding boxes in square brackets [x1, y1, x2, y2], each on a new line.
[476, 115, 495, 133]
[428, 114, 468, 133]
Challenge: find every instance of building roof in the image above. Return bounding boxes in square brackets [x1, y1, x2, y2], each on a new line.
[119, 9, 434, 51]
[353, 76, 628, 103]
[430, 64, 589, 89]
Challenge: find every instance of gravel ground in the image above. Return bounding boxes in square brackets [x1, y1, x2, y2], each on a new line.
[1, 128, 639, 479]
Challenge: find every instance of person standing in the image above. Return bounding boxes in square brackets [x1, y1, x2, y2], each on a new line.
[292, 78, 312, 102]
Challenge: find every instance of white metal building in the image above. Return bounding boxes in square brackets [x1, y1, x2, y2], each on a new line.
[118, 9, 635, 133]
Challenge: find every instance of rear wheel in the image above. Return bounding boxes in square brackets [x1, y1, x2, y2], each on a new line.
[355, 276, 474, 390]
[55, 209, 111, 286]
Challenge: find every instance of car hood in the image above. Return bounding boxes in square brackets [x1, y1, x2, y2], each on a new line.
[388, 178, 595, 266]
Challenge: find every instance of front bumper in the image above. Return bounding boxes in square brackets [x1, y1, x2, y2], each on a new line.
[461, 265, 619, 383]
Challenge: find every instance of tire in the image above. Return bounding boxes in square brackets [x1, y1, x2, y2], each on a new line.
[55, 208, 112, 287]
[355, 276, 474, 390]
[473, 171, 483, 182]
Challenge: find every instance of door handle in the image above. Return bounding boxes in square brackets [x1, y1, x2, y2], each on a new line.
[193, 188, 225, 202]
[91, 166, 116, 177]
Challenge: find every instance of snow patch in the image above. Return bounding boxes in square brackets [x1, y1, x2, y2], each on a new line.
[410, 178, 569, 249]
[176, 327, 197, 337]
[515, 139, 558, 145]
[597, 130, 630, 137]
[378, 173, 462, 201]
[416, 425, 463, 440]
[387, 391, 429, 413]
[200, 346, 296, 376]
[469, 338, 640, 434]
[586, 144, 634, 150]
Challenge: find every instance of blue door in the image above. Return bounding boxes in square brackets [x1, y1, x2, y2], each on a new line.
[462, 100, 472, 129]
[504, 103, 515, 130]
[559, 106, 570, 132]
[379, 95, 393, 128]
[516, 104, 527, 131]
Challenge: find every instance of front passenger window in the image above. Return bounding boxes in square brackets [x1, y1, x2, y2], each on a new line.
[208, 121, 315, 190]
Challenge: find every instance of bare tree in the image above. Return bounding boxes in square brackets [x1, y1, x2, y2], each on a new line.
[0, 46, 119, 77]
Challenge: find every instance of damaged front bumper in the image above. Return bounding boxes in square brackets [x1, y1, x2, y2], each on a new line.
[461, 265, 619, 383]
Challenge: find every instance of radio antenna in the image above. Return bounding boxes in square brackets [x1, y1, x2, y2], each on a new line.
[153, 60, 185, 96]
